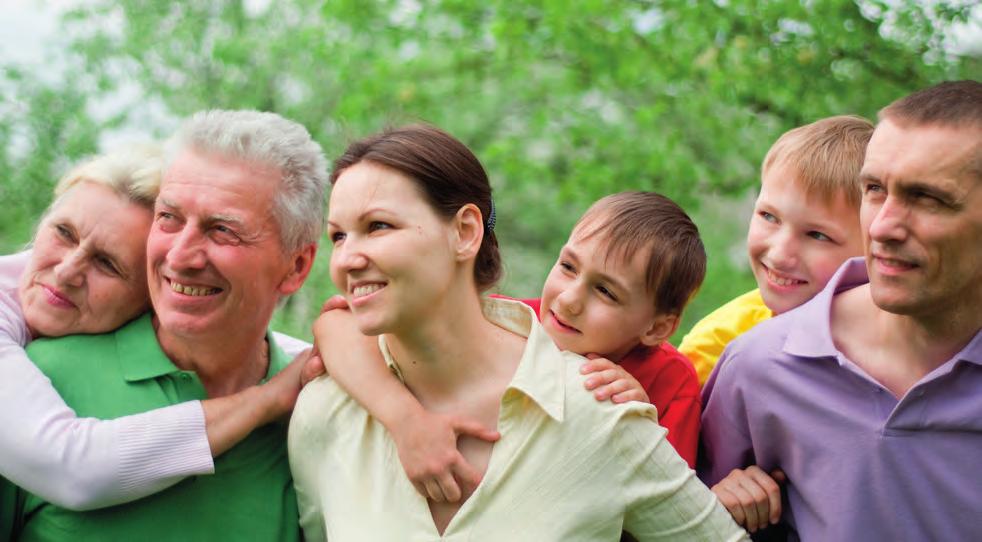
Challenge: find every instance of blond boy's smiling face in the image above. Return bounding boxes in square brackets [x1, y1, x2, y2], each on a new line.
[539, 221, 672, 361]
[747, 161, 864, 315]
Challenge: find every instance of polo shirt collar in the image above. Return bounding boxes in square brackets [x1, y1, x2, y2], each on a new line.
[380, 297, 566, 422]
[119, 312, 292, 382]
[783, 258, 869, 359]
[782, 258, 982, 368]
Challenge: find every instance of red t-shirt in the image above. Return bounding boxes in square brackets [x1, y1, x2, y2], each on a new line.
[515, 297, 700, 467]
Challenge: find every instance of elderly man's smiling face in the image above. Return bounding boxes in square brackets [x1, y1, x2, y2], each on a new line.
[147, 149, 308, 340]
[859, 118, 982, 319]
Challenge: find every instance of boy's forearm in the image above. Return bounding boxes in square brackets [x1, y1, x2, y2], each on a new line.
[313, 310, 424, 430]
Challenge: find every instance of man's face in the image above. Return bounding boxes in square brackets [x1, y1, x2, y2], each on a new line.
[859, 118, 982, 318]
[147, 149, 304, 340]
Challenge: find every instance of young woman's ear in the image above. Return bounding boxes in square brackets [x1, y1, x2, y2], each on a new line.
[452, 203, 484, 262]
[639, 313, 680, 347]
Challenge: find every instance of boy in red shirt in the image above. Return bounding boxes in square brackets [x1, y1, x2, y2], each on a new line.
[318, 191, 705, 501]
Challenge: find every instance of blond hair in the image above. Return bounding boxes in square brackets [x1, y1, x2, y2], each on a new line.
[55, 143, 163, 208]
[761, 115, 874, 208]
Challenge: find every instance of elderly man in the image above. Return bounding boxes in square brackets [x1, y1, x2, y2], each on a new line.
[12, 110, 327, 540]
[700, 80, 982, 541]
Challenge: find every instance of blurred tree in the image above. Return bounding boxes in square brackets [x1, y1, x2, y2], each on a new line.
[2, 0, 977, 338]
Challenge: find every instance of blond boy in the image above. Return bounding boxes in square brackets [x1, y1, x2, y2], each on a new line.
[682, 115, 873, 534]
[680, 115, 874, 385]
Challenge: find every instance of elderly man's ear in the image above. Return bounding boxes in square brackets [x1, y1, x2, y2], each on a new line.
[278, 244, 318, 296]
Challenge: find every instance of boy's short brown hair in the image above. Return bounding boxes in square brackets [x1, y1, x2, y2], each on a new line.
[574, 191, 705, 317]
[761, 115, 874, 208]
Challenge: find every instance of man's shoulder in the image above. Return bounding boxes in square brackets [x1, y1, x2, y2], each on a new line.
[26, 330, 118, 372]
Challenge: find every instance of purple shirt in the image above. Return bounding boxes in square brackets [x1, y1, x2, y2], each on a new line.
[699, 258, 982, 541]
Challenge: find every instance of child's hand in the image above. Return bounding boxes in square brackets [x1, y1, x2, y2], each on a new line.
[711, 466, 786, 533]
[580, 354, 649, 403]
[390, 409, 500, 503]
[260, 348, 325, 423]
[320, 294, 349, 313]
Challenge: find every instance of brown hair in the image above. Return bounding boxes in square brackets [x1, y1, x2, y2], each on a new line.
[761, 115, 874, 208]
[574, 191, 706, 317]
[330, 124, 502, 291]
[879, 80, 982, 130]
[879, 81, 982, 180]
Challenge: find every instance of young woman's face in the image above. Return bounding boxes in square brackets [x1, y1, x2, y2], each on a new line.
[19, 181, 153, 337]
[327, 162, 458, 335]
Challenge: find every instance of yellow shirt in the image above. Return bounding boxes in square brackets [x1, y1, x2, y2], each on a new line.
[289, 298, 746, 542]
[678, 289, 773, 386]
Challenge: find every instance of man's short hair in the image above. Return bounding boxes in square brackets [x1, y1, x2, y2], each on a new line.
[574, 191, 706, 317]
[761, 115, 874, 209]
[879, 80, 982, 180]
[166, 110, 328, 252]
[55, 143, 163, 209]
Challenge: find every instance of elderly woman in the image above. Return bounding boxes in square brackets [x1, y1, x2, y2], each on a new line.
[289, 124, 746, 541]
[0, 146, 309, 531]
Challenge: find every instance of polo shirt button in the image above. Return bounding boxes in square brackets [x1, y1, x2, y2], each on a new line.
[181, 373, 192, 381]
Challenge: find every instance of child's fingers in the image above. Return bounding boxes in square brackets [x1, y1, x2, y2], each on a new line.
[583, 368, 622, 390]
[611, 388, 647, 403]
[579, 357, 616, 375]
[733, 471, 770, 533]
[436, 470, 462, 503]
[320, 294, 349, 313]
[450, 416, 501, 443]
[452, 456, 484, 496]
[423, 479, 446, 503]
[712, 485, 747, 527]
[300, 353, 327, 385]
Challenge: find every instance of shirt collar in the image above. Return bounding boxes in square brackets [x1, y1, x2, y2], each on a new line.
[119, 312, 291, 383]
[380, 297, 566, 422]
[783, 258, 869, 359]
[782, 258, 982, 367]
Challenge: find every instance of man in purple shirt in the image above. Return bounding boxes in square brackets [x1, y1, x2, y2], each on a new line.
[700, 80, 982, 541]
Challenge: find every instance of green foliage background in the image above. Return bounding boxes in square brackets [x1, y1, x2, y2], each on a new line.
[1, 0, 978, 343]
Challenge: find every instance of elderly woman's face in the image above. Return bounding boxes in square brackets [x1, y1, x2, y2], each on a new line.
[19, 181, 153, 337]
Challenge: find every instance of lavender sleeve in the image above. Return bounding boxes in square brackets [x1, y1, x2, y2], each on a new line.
[0, 251, 214, 511]
[697, 344, 757, 487]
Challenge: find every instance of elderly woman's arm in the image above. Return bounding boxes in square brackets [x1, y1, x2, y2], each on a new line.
[0, 286, 310, 510]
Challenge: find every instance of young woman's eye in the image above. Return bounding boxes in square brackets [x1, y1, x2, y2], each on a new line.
[559, 261, 575, 273]
[807, 231, 833, 242]
[368, 221, 392, 233]
[758, 211, 778, 224]
[330, 231, 346, 244]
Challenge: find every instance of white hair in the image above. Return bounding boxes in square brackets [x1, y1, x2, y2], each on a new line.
[165, 110, 328, 252]
[55, 143, 164, 208]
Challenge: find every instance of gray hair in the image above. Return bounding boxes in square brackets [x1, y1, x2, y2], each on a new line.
[165, 110, 328, 252]
[55, 143, 163, 209]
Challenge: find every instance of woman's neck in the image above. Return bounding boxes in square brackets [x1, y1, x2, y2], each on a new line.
[386, 289, 522, 407]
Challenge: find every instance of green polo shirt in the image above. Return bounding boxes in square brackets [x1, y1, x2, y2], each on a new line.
[15, 313, 299, 542]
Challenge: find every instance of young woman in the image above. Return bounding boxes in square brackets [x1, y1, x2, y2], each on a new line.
[1, 146, 312, 529]
[289, 124, 746, 541]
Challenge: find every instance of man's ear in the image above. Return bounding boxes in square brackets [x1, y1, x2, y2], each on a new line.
[451, 203, 484, 262]
[639, 313, 680, 347]
[278, 243, 318, 296]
